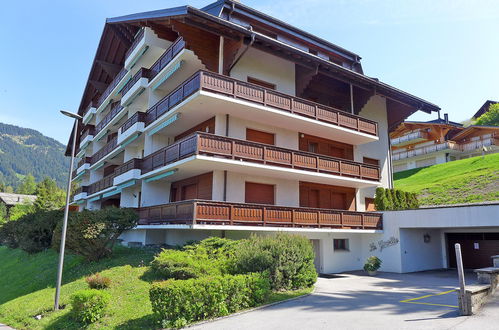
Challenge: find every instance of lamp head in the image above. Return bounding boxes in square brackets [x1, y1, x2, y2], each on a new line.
[60, 110, 82, 120]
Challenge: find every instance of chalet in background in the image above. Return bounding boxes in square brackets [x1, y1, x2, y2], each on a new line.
[68, 0, 443, 273]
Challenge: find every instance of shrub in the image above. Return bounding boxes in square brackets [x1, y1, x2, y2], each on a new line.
[230, 234, 317, 290]
[151, 249, 220, 280]
[373, 188, 419, 211]
[71, 289, 111, 324]
[52, 208, 138, 261]
[86, 273, 111, 289]
[363, 256, 382, 272]
[150, 273, 270, 328]
[0, 210, 62, 253]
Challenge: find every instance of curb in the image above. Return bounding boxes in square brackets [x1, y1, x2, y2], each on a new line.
[184, 286, 316, 329]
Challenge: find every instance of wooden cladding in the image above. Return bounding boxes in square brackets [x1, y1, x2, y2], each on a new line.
[174, 117, 215, 141]
[245, 182, 275, 205]
[299, 133, 353, 160]
[90, 136, 118, 165]
[299, 182, 355, 211]
[120, 112, 147, 134]
[170, 172, 213, 202]
[143, 70, 378, 137]
[125, 28, 145, 58]
[140, 132, 380, 181]
[121, 68, 150, 97]
[246, 128, 275, 145]
[138, 200, 383, 230]
[97, 67, 128, 108]
[95, 103, 124, 135]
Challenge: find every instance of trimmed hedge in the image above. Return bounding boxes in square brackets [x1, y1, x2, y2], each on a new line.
[150, 273, 270, 328]
[71, 289, 111, 324]
[230, 234, 317, 290]
[374, 187, 419, 211]
[151, 249, 220, 280]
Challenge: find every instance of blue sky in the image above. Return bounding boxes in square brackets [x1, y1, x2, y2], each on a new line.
[0, 0, 498, 144]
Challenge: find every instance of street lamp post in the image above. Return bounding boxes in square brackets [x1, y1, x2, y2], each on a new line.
[54, 110, 82, 310]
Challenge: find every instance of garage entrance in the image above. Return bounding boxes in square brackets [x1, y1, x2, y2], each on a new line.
[447, 233, 499, 269]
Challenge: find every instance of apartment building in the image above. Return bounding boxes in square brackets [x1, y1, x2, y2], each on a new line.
[68, 0, 440, 273]
[391, 114, 499, 173]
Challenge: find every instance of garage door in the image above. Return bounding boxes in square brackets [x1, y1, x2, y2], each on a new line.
[447, 233, 499, 269]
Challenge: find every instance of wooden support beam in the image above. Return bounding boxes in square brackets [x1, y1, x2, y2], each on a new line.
[109, 25, 132, 48]
[89, 80, 108, 93]
[95, 60, 121, 76]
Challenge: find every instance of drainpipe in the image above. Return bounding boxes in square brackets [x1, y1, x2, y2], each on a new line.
[350, 84, 354, 114]
[227, 28, 255, 75]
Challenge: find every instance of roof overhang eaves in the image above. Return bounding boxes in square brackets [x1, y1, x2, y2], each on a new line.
[106, 6, 190, 24]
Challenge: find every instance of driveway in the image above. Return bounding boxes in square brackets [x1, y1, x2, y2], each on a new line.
[190, 270, 499, 330]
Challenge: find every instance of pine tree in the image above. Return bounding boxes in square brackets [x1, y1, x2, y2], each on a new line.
[34, 177, 65, 211]
[16, 174, 37, 195]
[374, 187, 385, 210]
[384, 188, 394, 210]
[0, 203, 8, 224]
[395, 189, 407, 210]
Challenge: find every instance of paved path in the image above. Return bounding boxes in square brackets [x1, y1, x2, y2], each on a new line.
[0, 324, 13, 330]
[189, 270, 497, 330]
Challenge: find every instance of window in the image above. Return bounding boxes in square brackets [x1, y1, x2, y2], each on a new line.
[334, 239, 349, 251]
[308, 142, 318, 153]
[245, 182, 275, 205]
[363, 157, 379, 166]
[246, 128, 275, 145]
[247, 77, 276, 90]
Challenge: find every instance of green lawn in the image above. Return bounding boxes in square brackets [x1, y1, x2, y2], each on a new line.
[0, 246, 312, 329]
[394, 153, 499, 205]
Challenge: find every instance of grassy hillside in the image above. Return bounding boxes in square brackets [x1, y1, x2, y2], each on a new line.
[0, 246, 311, 329]
[0, 246, 157, 329]
[0, 122, 68, 188]
[394, 153, 499, 206]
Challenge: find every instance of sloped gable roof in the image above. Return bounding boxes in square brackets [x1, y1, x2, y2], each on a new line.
[0, 192, 37, 206]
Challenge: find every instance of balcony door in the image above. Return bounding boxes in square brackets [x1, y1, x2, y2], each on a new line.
[299, 182, 355, 211]
[246, 128, 275, 145]
[299, 133, 353, 160]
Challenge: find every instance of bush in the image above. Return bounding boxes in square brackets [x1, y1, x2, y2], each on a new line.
[151, 249, 220, 280]
[230, 234, 317, 290]
[150, 273, 270, 328]
[0, 210, 62, 253]
[52, 208, 138, 261]
[363, 256, 382, 272]
[71, 289, 111, 324]
[86, 273, 111, 289]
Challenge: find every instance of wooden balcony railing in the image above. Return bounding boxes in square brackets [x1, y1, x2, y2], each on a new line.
[141, 132, 380, 181]
[80, 125, 95, 141]
[138, 200, 383, 230]
[82, 100, 98, 116]
[84, 158, 142, 195]
[77, 157, 92, 169]
[392, 141, 457, 161]
[74, 186, 88, 196]
[144, 70, 378, 136]
[121, 68, 150, 97]
[390, 130, 429, 146]
[90, 136, 118, 165]
[148, 37, 186, 80]
[97, 67, 128, 108]
[125, 28, 145, 59]
[120, 112, 147, 134]
[95, 104, 124, 135]
[87, 175, 115, 195]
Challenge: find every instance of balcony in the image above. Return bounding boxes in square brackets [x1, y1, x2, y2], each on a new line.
[391, 130, 429, 147]
[75, 156, 92, 176]
[73, 186, 88, 201]
[118, 112, 147, 145]
[95, 67, 130, 114]
[392, 141, 459, 161]
[120, 68, 150, 106]
[144, 70, 379, 145]
[460, 134, 498, 152]
[90, 136, 120, 167]
[94, 104, 126, 141]
[141, 132, 380, 188]
[82, 101, 98, 124]
[124, 28, 171, 71]
[138, 200, 383, 231]
[79, 125, 95, 149]
[85, 158, 142, 197]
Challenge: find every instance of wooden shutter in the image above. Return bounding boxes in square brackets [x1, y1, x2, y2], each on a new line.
[365, 198, 376, 211]
[363, 157, 379, 166]
[245, 182, 275, 205]
[246, 128, 275, 145]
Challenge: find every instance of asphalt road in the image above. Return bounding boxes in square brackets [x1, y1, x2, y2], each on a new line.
[189, 270, 499, 330]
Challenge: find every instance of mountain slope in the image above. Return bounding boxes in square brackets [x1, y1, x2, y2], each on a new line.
[0, 123, 68, 188]
[394, 153, 499, 206]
